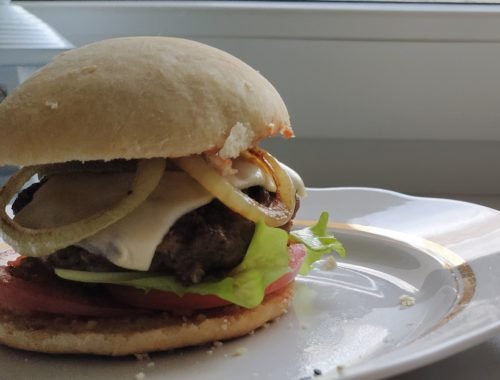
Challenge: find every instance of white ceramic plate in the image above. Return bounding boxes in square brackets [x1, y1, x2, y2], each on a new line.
[2, 187, 500, 380]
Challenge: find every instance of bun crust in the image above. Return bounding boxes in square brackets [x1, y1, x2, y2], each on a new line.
[0, 284, 293, 356]
[0, 37, 290, 166]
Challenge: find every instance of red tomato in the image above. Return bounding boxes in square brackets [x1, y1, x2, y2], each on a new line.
[107, 286, 231, 310]
[265, 243, 305, 295]
[107, 244, 306, 311]
[0, 251, 137, 317]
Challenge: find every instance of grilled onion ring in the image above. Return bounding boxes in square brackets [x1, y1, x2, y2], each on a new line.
[0, 159, 166, 257]
[175, 148, 295, 227]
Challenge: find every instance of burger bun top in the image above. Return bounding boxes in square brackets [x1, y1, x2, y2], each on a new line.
[0, 37, 291, 166]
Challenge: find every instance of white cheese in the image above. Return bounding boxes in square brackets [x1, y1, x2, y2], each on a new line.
[14, 158, 305, 271]
[78, 172, 213, 270]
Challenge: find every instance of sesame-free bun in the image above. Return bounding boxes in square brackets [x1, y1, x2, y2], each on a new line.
[0, 37, 291, 166]
[0, 284, 293, 356]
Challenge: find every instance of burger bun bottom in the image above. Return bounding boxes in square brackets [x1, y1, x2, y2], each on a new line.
[0, 283, 294, 356]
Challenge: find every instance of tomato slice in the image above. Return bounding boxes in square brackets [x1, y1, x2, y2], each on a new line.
[265, 243, 305, 295]
[107, 286, 231, 310]
[107, 243, 306, 311]
[0, 250, 138, 317]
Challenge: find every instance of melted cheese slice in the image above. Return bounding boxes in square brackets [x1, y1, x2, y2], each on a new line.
[79, 172, 212, 270]
[14, 159, 305, 271]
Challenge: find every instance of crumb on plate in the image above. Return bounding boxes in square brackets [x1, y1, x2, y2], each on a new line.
[399, 294, 416, 307]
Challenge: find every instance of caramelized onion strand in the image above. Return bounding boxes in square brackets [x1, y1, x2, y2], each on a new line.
[175, 149, 295, 227]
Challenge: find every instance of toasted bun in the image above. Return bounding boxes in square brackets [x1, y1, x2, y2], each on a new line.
[0, 284, 293, 356]
[0, 37, 291, 166]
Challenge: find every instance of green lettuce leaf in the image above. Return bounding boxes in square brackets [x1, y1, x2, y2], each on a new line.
[290, 212, 346, 275]
[55, 212, 345, 308]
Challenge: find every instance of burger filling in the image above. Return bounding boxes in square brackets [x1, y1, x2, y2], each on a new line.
[12, 182, 298, 285]
[0, 150, 344, 311]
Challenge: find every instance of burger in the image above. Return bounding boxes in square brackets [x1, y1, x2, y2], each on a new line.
[0, 37, 344, 356]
